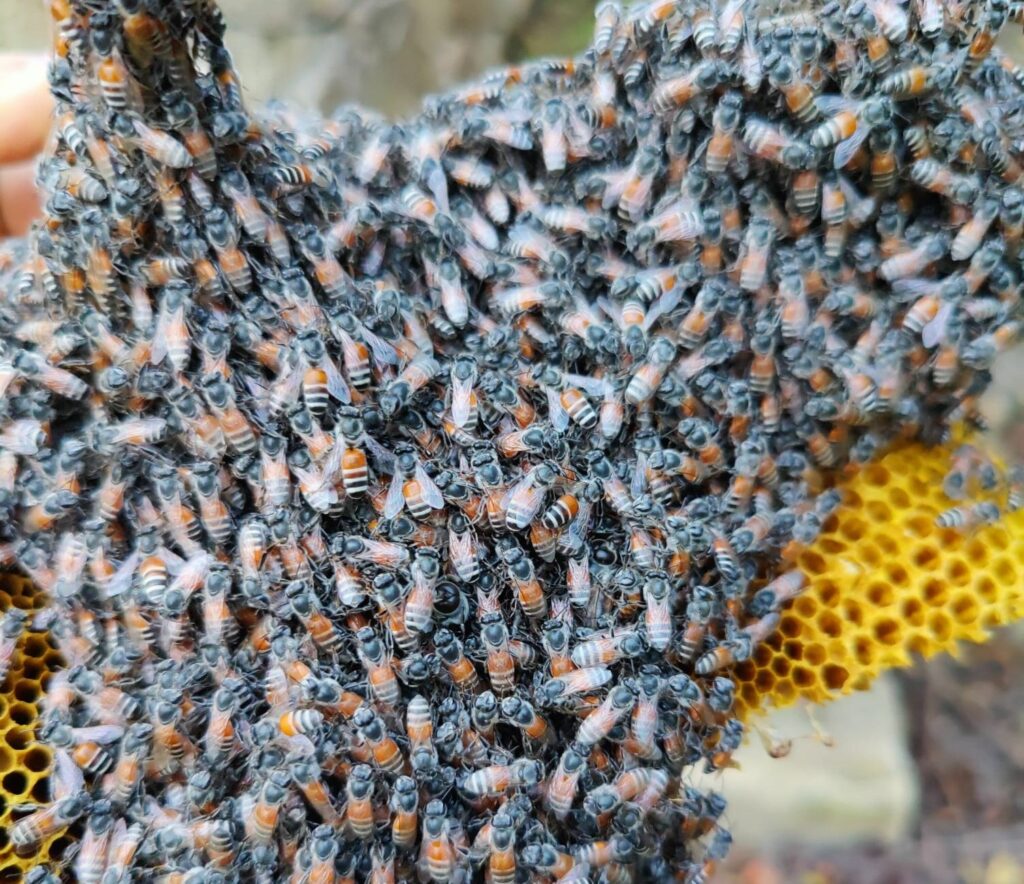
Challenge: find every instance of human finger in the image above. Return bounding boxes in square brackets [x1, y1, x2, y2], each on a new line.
[0, 53, 52, 165]
[0, 161, 42, 238]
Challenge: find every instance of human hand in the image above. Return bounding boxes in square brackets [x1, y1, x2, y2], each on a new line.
[0, 53, 53, 238]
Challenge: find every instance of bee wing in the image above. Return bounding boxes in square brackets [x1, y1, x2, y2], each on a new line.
[106, 551, 140, 599]
[449, 525, 475, 561]
[425, 160, 450, 215]
[319, 439, 348, 486]
[52, 748, 85, 803]
[889, 277, 936, 297]
[922, 301, 954, 348]
[837, 174, 877, 224]
[415, 465, 445, 510]
[321, 356, 352, 404]
[451, 371, 476, 429]
[384, 470, 406, 520]
[569, 499, 594, 541]
[361, 326, 400, 367]
[365, 437, 396, 473]
[814, 95, 857, 115]
[563, 373, 607, 398]
[833, 124, 871, 169]
[596, 296, 625, 329]
[160, 547, 187, 575]
[547, 387, 570, 432]
[568, 554, 590, 584]
[643, 286, 684, 331]
[269, 361, 303, 414]
[740, 22, 763, 90]
[168, 552, 213, 598]
[108, 818, 129, 854]
[31, 608, 60, 631]
[148, 309, 169, 365]
[71, 724, 126, 745]
[632, 452, 649, 498]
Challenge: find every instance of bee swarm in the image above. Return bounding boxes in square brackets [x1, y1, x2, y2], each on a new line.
[1, 0, 1024, 881]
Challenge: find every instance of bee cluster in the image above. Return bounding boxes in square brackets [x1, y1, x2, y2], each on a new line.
[1, 0, 1024, 881]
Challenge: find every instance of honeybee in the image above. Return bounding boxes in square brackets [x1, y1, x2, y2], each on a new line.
[651, 59, 722, 113]
[384, 443, 444, 520]
[546, 746, 586, 820]
[695, 613, 780, 675]
[12, 795, 88, 851]
[504, 460, 563, 532]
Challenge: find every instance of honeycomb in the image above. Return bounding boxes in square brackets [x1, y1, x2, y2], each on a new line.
[0, 575, 66, 881]
[734, 440, 1024, 718]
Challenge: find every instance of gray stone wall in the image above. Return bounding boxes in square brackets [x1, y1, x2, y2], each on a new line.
[0, 0, 538, 116]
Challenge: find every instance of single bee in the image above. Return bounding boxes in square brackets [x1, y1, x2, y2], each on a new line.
[385, 443, 445, 520]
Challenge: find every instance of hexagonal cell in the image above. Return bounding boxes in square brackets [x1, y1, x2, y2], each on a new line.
[922, 578, 948, 607]
[840, 517, 868, 543]
[901, 597, 925, 626]
[816, 609, 843, 638]
[843, 489, 864, 508]
[950, 593, 979, 625]
[857, 543, 883, 568]
[22, 748, 50, 776]
[7, 705, 33, 729]
[779, 617, 803, 639]
[801, 550, 827, 575]
[822, 664, 849, 692]
[3, 731, 29, 753]
[48, 835, 73, 862]
[992, 556, 1017, 586]
[871, 617, 901, 646]
[791, 665, 816, 689]
[885, 564, 910, 587]
[29, 778, 49, 804]
[913, 543, 941, 570]
[863, 464, 891, 487]
[866, 500, 892, 523]
[842, 600, 864, 626]
[928, 610, 953, 643]
[963, 540, 988, 567]
[804, 643, 826, 666]
[906, 514, 935, 539]
[853, 636, 875, 666]
[1, 773, 27, 797]
[11, 683, 37, 706]
[772, 678, 796, 703]
[20, 638, 45, 660]
[794, 596, 818, 618]
[815, 579, 841, 607]
[867, 582, 895, 607]
[944, 557, 971, 587]
[888, 486, 910, 508]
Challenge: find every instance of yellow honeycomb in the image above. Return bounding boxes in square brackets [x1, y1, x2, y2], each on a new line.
[0, 575, 67, 881]
[735, 440, 1024, 718]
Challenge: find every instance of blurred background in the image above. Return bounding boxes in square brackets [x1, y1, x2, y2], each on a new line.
[3, 1, 1024, 881]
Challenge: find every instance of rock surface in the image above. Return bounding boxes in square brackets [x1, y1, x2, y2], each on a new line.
[695, 675, 920, 850]
[0, 0, 535, 116]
